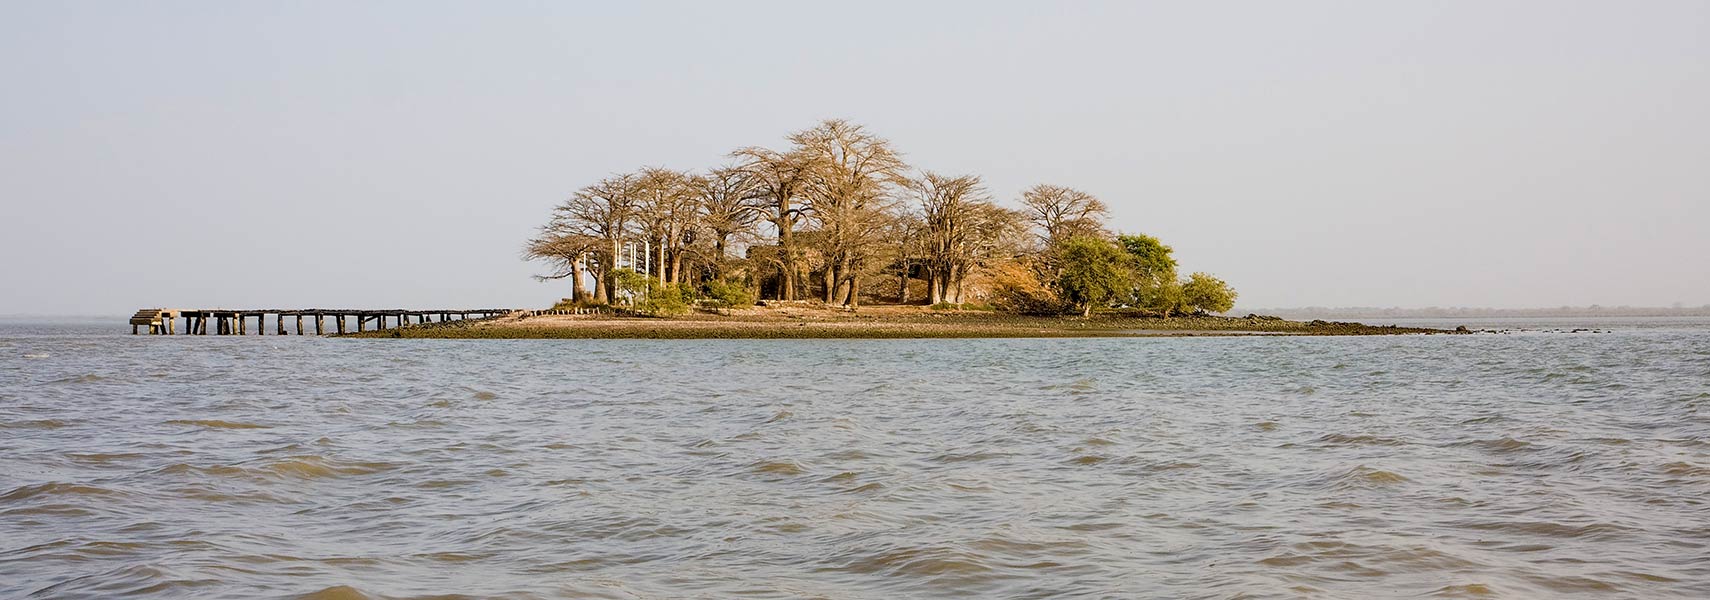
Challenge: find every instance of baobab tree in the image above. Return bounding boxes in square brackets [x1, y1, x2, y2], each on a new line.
[1019, 184, 1109, 248]
[523, 229, 598, 302]
[913, 173, 1030, 304]
[548, 173, 638, 303]
[790, 119, 909, 305]
[632, 167, 698, 285]
[732, 146, 812, 300]
[915, 172, 988, 305]
[693, 166, 763, 279]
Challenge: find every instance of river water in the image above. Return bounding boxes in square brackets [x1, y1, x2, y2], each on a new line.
[2, 317, 1707, 599]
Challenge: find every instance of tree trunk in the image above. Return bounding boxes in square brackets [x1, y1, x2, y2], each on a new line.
[823, 262, 837, 304]
[847, 276, 861, 307]
[778, 207, 797, 300]
[713, 235, 729, 280]
[1083, 303, 1093, 318]
[656, 238, 667, 287]
[898, 261, 909, 305]
[949, 263, 964, 304]
[571, 256, 587, 302]
[670, 245, 684, 286]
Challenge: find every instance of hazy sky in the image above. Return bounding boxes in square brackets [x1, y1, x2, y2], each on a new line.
[3, 1, 1706, 315]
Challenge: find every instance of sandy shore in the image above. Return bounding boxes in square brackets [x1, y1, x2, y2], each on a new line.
[341, 306, 1452, 339]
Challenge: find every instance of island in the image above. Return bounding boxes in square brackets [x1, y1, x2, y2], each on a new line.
[356, 119, 1453, 339]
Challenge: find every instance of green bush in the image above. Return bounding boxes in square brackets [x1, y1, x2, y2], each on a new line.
[611, 268, 648, 301]
[634, 281, 693, 316]
[703, 279, 757, 308]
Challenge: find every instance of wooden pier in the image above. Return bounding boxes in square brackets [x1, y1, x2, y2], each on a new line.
[128, 308, 518, 335]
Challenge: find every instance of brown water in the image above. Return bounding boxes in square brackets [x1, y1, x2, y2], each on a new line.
[2, 318, 1708, 598]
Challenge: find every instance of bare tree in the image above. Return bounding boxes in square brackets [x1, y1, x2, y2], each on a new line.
[1019, 184, 1109, 247]
[790, 119, 909, 305]
[523, 230, 598, 302]
[693, 166, 763, 279]
[732, 146, 812, 300]
[632, 167, 697, 285]
[916, 172, 1028, 304]
[547, 173, 638, 303]
[888, 210, 925, 304]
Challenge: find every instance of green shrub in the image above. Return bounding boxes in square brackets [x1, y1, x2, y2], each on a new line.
[703, 279, 757, 308]
[611, 268, 648, 301]
[634, 281, 693, 316]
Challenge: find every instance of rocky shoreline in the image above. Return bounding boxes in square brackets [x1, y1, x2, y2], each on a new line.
[339, 306, 1456, 340]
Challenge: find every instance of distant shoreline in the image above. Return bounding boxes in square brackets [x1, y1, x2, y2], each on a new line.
[339, 306, 1453, 340]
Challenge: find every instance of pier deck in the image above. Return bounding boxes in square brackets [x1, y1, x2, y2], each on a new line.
[127, 308, 519, 335]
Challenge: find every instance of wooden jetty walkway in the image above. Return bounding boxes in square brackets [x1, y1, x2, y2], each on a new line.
[129, 308, 520, 335]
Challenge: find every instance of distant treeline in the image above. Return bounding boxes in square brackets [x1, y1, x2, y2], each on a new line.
[1248, 305, 1710, 319]
[526, 119, 1235, 317]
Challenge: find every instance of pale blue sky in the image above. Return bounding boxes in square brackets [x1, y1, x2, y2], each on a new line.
[2, 1, 1706, 314]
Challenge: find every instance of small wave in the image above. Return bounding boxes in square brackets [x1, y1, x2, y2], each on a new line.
[165, 419, 271, 429]
[158, 456, 395, 481]
[1662, 461, 1710, 477]
[830, 545, 994, 577]
[471, 391, 498, 400]
[1453, 437, 1533, 453]
[22, 352, 50, 359]
[0, 481, 121, 502]
[1316, 433, 1407, 446]
[262, 456, 394, 479]
[65, 452, 145, 464]
[1324, 465, 1410, 490]
[933, 451, 1007, 463]
[0, 419, 70, 429]
[1454, 519, 1633, 540]
[1144, 461, 1200, 472]
[750, 459, 806, 476]
[51, 373, 104, 384]
[1432, 583, 1497, 597]
[824, 449, 871, 461]
[296, 586, 375, 600]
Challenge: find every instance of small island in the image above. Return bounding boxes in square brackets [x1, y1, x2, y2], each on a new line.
[355, 119, 1450, 339]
